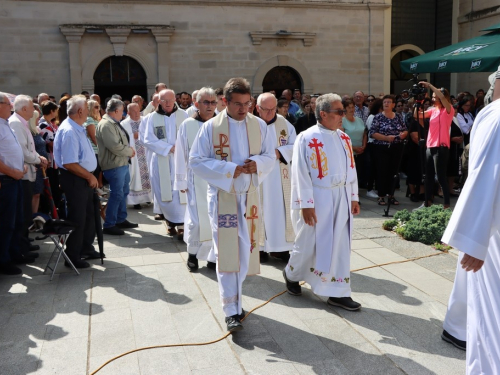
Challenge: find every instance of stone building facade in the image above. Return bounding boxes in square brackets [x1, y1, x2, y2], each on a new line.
[1, 0, 391, 100]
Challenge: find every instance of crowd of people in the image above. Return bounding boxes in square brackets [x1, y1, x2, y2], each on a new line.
[1, 70, 499, 374]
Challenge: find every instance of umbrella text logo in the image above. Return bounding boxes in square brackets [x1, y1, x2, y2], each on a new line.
[443, 43, 491, 56]
[410, 62, 418, 71]
[470, 59, 482, 70]
[438, 61, 448, 70]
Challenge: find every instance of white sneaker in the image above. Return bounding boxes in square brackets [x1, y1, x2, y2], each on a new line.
[366, 190, 378, 198]
[413, 203, 426, 211]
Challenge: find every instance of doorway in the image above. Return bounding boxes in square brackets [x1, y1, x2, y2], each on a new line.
[262, 66, 302, 96]
[93, 56, 148, 102]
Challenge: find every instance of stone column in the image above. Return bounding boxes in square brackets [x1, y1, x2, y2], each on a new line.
[60, 27, 85, 94]
[151, 29, 175, 86]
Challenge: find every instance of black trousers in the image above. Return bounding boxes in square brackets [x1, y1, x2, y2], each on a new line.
[59, 170, 96, 260]
[425, 147, 450, 205]
[0, 177, 24, 263]
[374, 143, 404, 198]
[20, 180, 34, 254]
[354, 153, 367, 189]
[366, 143, 377, 191]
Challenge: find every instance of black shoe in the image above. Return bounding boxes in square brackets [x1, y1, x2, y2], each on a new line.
[154, 214, 165, 221]
[133, 204, 142, 209]
[238, 309, 246, 321]
[206, 261, 216, 270]
[177, 230, 184, 241]
[225, 315, 243, 332]
[22, 251, 38, 259]
[116, 220, 138, 229]
[29, 238, 34, 242]
[271, 252, 290, 262]
[29, 244, 40, 251]
[410, 194, 420, 202]
[327, 297, 361, 311]
[64, 259, 91, 269]
[81, 251, 105, 260]
[103, 226, 125, 235]
[283, 269, 302, 296]
[441, 330, 466, 350]
[13, 255, 35, 265]
[0, 263, 23, 275]
[187, 254, 198, 272]
[260, 251, 269, 263]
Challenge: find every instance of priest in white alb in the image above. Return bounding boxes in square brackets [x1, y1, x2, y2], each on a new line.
[143, 89, 188, 236]
[256, 93, 296, 263]
[442, 72, 500, 375]
[190, 78, 275, 332]
[174, 87, 217, 271]
[283, 93, 362, 311]
[121, 103, 152, 208]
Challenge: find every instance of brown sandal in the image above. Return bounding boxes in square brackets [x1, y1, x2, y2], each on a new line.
[378, 198, 386, 206]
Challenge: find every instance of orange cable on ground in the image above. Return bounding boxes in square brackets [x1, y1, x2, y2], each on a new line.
[90, 251, 445, 374]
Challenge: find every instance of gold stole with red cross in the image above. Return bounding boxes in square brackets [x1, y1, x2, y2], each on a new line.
[212, 111, 261, 274]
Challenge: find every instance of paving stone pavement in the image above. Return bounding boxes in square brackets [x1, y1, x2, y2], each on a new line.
[0, 188, 466, 375]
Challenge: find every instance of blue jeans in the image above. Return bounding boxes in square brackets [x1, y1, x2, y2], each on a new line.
[0, 177, 24, 263]
[103, 165, 130, 228]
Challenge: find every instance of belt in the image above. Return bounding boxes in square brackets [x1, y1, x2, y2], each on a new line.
[0, 175, 16, 181]
[312, 181, 346, 190]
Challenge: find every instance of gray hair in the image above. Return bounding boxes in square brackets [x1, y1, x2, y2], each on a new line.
[314, 93, 342, 121]
[127, 102, 139, 112]
[106, 98, 124, 113]
[38, 93, 49, 103]
[132, 95, 143, 103]
[257, 92, 277, 107]
[67, 95, 87, 115]
[0, 92, 9, 104]
[196, 87, 216, 102]
[159, 88, 175, 97]
[13, 95, 33, 113]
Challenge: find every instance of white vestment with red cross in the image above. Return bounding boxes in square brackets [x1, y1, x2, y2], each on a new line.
[286, 124, 359, 297]
[189, 110, 276, 318]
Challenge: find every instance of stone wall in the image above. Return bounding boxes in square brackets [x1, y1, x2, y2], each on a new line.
[0, 0, 390, 99]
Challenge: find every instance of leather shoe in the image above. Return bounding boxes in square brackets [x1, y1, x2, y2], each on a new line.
[283, 269, 302, 296]
[154, 214, 165, 221]
[0, 263, 23, 275]
[441, 330, 466, 350]
[327, 297, 361, 311]
[29, 237, 34, 242]
[167, 227, 177, 236]
[132, 204, 142, 209]
[225, 315, 243, 332]
[238, 309, 246, 321]
[260, 251, 269, 263]
[103, 226, 125, 235]
[29, 244, 40, 251]
[64, 259, 90, 269]
[13, 255, 35, 265]
[82, 251, 105, 260]
[116, 220, 138, 229]
[22, 252, 38, 259]
[187, 254, 198, 272]
[206, 261, 216, 270]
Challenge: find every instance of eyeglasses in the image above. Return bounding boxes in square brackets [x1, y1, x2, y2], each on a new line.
[200, 100, 217, 106]
[367, 99, 374, 102]
[160, 99, 175, 104]
[259, 107, 276, 113]
[229, 101, 252, 108]
[326, 109, 346, 116]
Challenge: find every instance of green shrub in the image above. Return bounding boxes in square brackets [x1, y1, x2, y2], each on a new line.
[382, 206, 452, 245]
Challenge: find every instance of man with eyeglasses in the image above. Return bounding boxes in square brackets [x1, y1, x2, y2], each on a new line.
[143, 89, 188, 237]
[353, 90, 369, 125]
[174, 87, 218, 272]
[190, 77, 275, 332]
[283, 93, 362, 312]
[256, 92, 297, 264]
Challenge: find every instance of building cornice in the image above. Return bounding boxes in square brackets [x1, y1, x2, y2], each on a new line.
[16, 0, 390, 10]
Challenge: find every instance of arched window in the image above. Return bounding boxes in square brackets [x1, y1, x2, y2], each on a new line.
[262, 66, 302, 95]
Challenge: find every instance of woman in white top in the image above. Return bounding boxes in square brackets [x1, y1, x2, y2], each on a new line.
[456, 98, 474, 146]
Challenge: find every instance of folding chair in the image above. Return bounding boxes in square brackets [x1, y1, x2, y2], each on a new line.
[42, 220, 80, 281]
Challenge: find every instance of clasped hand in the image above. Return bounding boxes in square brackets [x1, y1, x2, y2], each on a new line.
[233, 159, 257, 178]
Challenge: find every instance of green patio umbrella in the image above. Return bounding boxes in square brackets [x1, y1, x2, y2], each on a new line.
[400, 29, 500, 73]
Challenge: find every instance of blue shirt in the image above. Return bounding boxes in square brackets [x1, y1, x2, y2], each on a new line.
[0, 118, 24, 174]
[54, 117, 97, 172]
[288, 101, 300, 116]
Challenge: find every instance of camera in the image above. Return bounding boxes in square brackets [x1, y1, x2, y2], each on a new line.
[409, 73, 427, 100]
